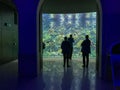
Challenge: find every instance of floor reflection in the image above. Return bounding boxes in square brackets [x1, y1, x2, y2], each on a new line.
[80, 68, 90, 90]
[0, 60, 114, 90]
[42, 60, 113, 90]
[61, 66, 73, 90]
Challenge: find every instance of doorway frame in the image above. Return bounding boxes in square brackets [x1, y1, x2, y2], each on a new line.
[37, 0, 102, 76]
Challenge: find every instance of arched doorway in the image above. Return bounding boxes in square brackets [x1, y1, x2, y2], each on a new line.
[0, 0, 18, 65]
[37, 0, 101, 74]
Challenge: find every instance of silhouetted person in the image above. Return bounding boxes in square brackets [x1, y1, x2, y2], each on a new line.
[42, 42, 45, 53]
[68, 34, 74, 60]
[81, 35, 91, 68]
[42, 42, 45, 49]
[61, 37, 70, 67]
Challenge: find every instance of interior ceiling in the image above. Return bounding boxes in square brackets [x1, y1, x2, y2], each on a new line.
[42, 0, 97, 13]
[0, 0, 97, 13]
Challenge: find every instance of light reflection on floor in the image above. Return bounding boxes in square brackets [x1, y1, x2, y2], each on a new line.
[42, 59, 113, 90]
[0, 59, 114, 90]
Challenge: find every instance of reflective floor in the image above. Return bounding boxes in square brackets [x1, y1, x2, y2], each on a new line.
[0, 59, 114, 90]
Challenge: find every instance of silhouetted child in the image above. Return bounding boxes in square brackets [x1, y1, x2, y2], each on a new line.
[61, 37, 71, 67]
[81, 35, 91, 68]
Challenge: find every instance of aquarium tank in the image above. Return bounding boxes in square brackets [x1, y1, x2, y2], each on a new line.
[42, 12, 96, 58]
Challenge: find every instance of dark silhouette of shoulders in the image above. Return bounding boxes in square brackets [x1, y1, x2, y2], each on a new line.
[61, 37, 70, 53]
[81, 35, 91, 53]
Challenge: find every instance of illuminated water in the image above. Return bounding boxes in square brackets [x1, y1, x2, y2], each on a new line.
[42, 12, 96, 58]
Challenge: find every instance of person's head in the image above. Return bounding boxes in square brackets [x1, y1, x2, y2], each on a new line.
[64, 36, 67, 40]
[70, 34, 72, 38]
[85, 35, 89, 39]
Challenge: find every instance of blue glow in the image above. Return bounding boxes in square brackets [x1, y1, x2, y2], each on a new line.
[13, 0, 40, 77]
[111, 55, 120, 86]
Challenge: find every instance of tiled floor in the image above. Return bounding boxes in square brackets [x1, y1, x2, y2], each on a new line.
[0, 59, 114, 90]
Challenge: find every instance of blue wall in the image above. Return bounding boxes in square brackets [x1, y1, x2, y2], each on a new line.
[13, 0, 39, 77]
[100, 0, 120, 87]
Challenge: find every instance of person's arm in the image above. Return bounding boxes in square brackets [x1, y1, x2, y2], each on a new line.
[81, 41, 84, 46]
[61, 42, 63, 49]
[72, 38, 74, 43]
[89, 40, 91, 46]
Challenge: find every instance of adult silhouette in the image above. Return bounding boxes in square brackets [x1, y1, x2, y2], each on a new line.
[68, 34, 74, 60]
[61, 37, 70, 67]
[81, 35, 91, 68]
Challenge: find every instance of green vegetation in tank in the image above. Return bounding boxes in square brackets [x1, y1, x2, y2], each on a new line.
[42, 13, 96, 58]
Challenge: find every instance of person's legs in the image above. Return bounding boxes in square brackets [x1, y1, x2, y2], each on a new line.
[82, 53, 85, 67]
[70, 47, 73, 60]
[69, 48, 72, 60]
[86, 54, 89, 68]
[63, 53, 66, 67]
[67, 54, 70, 67]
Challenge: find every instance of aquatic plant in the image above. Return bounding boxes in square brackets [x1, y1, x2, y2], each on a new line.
[42, 13, 96, 58]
